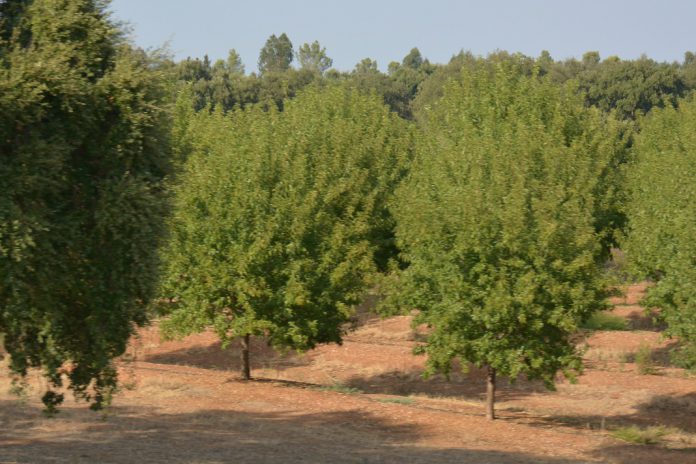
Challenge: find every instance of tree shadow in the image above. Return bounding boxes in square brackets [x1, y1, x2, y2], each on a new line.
[141, 336, 313, 373]
[516, 391, 696, 442]
[622, 308, 666, 331]
[618, 341, 681, 368]
[0, 399, 591, 464]
[344, 363, 547, 401]
[592, 444, 696, 464]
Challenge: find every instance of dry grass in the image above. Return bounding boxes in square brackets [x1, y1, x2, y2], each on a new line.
[138, 377, 212, 398]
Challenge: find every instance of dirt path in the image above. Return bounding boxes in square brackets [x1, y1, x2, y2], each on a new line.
[2, 283, 696, 463]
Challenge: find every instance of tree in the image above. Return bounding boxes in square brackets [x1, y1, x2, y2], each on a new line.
[258, 32, 293, 74]
[226, 48, 244, 75]
[384, 63, 623, 419]
[402, 47, 424, 69]
[160, 85, 413, 379]
[0, 0, 171, 411]
[623, 96, 696, 367]
[297, 40, 332, 75]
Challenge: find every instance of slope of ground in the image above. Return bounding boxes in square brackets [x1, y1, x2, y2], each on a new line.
[2, 283, 696, 463]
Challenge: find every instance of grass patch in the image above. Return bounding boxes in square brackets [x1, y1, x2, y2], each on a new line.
[611, 425, 671, 445]
[316, 383, 363, 395]
[375, 396, 416, 405]
[635, 343, 658, 375]
[582, 312, 628, 331]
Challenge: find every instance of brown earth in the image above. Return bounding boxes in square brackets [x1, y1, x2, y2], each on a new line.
[2, 283, 696, 463]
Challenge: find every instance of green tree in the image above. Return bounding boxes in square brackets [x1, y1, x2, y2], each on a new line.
[402, 47, 424, 69]
[385, 63, 623, 419]
[160, 85, 413, 379]
[297, 40, 332, 75]
[258, 32, 293, 74]
[0, 0, 171, 411]
[226, 48, 244, 75]
[623, 96, 696, 367]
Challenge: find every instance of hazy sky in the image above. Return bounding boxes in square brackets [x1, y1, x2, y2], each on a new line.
[109, 0, 696, 72]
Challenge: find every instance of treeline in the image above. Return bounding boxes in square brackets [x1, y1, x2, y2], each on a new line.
[1, 0, 695, 420]
[170, 33, 696, 122]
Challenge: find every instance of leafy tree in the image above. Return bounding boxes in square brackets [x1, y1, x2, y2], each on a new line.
[160, 85, 413, 379]
[258, 32, 293, 74]
[297, 40, 332, 75]
[402, 47, 424, 69]
[578, 56, 687, 120]
[226, 48, 244, 75]
[0, 0, 171, 411]
[385, 63, 623, 419]
[623, 96, 696, 367]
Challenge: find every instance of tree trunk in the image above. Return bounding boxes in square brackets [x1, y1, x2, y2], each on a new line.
[240, 334, 251, 380]
[486, 365, 496, 420]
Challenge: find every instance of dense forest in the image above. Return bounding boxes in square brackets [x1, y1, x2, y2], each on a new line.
[1, 0, 695, 422]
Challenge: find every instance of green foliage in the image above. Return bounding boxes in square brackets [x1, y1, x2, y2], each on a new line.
[317, 384, 363, 395]
[0, 0, 171, 410]
[578, 57, 687, 120]
[258, 32, 293, 74]
[296, 40, 332, 75]
[611, 425, 671, 445]
[160, 85, 413, 362]
[635, 343, 658, 375]
[385, 63, 624, 389]
[375, 396, 415, 405]
[581, 312, 628, 331]
[623, 96, 696, 367]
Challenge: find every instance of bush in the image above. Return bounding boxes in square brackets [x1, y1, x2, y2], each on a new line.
[582, 312, 628, 331]
[611, 425, 670, 445]
[635, 344, 658, 375]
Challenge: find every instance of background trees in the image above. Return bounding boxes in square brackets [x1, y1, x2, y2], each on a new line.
[297, 40, 332, 75]
[623, 96, 696, 368]
[384, 63, 625, 419]
[258, 32, 294, 74]
[0, 0, 171, 410]
[159, 85, 413, 379]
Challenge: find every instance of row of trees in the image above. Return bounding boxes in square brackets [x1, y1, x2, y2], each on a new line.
[2, 0, 695, 420]
[174, 34, 696, 124]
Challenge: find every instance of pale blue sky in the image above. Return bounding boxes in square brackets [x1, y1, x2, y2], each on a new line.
[110, 0, 695, 72]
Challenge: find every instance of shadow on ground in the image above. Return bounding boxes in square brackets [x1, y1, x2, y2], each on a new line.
[1, 399, 587, 464]
[141, 336, 313, 374]
[344, 364, 547, 401]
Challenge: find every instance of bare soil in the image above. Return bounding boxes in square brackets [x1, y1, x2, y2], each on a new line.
[2, 283, 696, 463]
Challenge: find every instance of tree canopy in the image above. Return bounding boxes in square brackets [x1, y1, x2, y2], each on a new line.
[258, 32, 294, 74]
[384, 63, 625, 418]
[159, 85, 413, 378]
[0, 0, 171, 410]
[623, 96, 696, 367]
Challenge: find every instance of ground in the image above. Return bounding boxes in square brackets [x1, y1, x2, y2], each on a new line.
[2, 283, 696, 463]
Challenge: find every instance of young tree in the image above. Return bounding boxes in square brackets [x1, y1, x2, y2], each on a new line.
[0, 0, 171, 410]
[623, 96, 696, 367]
[297, 40, 332, 75]
[258, 32, 293, 74]
[160, 85, 413, 379]
[385, 63, 624, 419]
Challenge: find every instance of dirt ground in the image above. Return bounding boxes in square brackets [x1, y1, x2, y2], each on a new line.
[2, 283, 696, 463]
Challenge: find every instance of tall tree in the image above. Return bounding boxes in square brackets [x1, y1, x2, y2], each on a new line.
[297, 40, 332, 75]
[623, 96, 696, 367]
[226, 48, 245, 75]
[258, 32, 293, 74]
[160, 85, 413, 379]
[384, 63, 623, 419]
[0, 0, 171, 411]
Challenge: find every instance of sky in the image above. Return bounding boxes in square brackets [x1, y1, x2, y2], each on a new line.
[109, 0, 696, 73]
